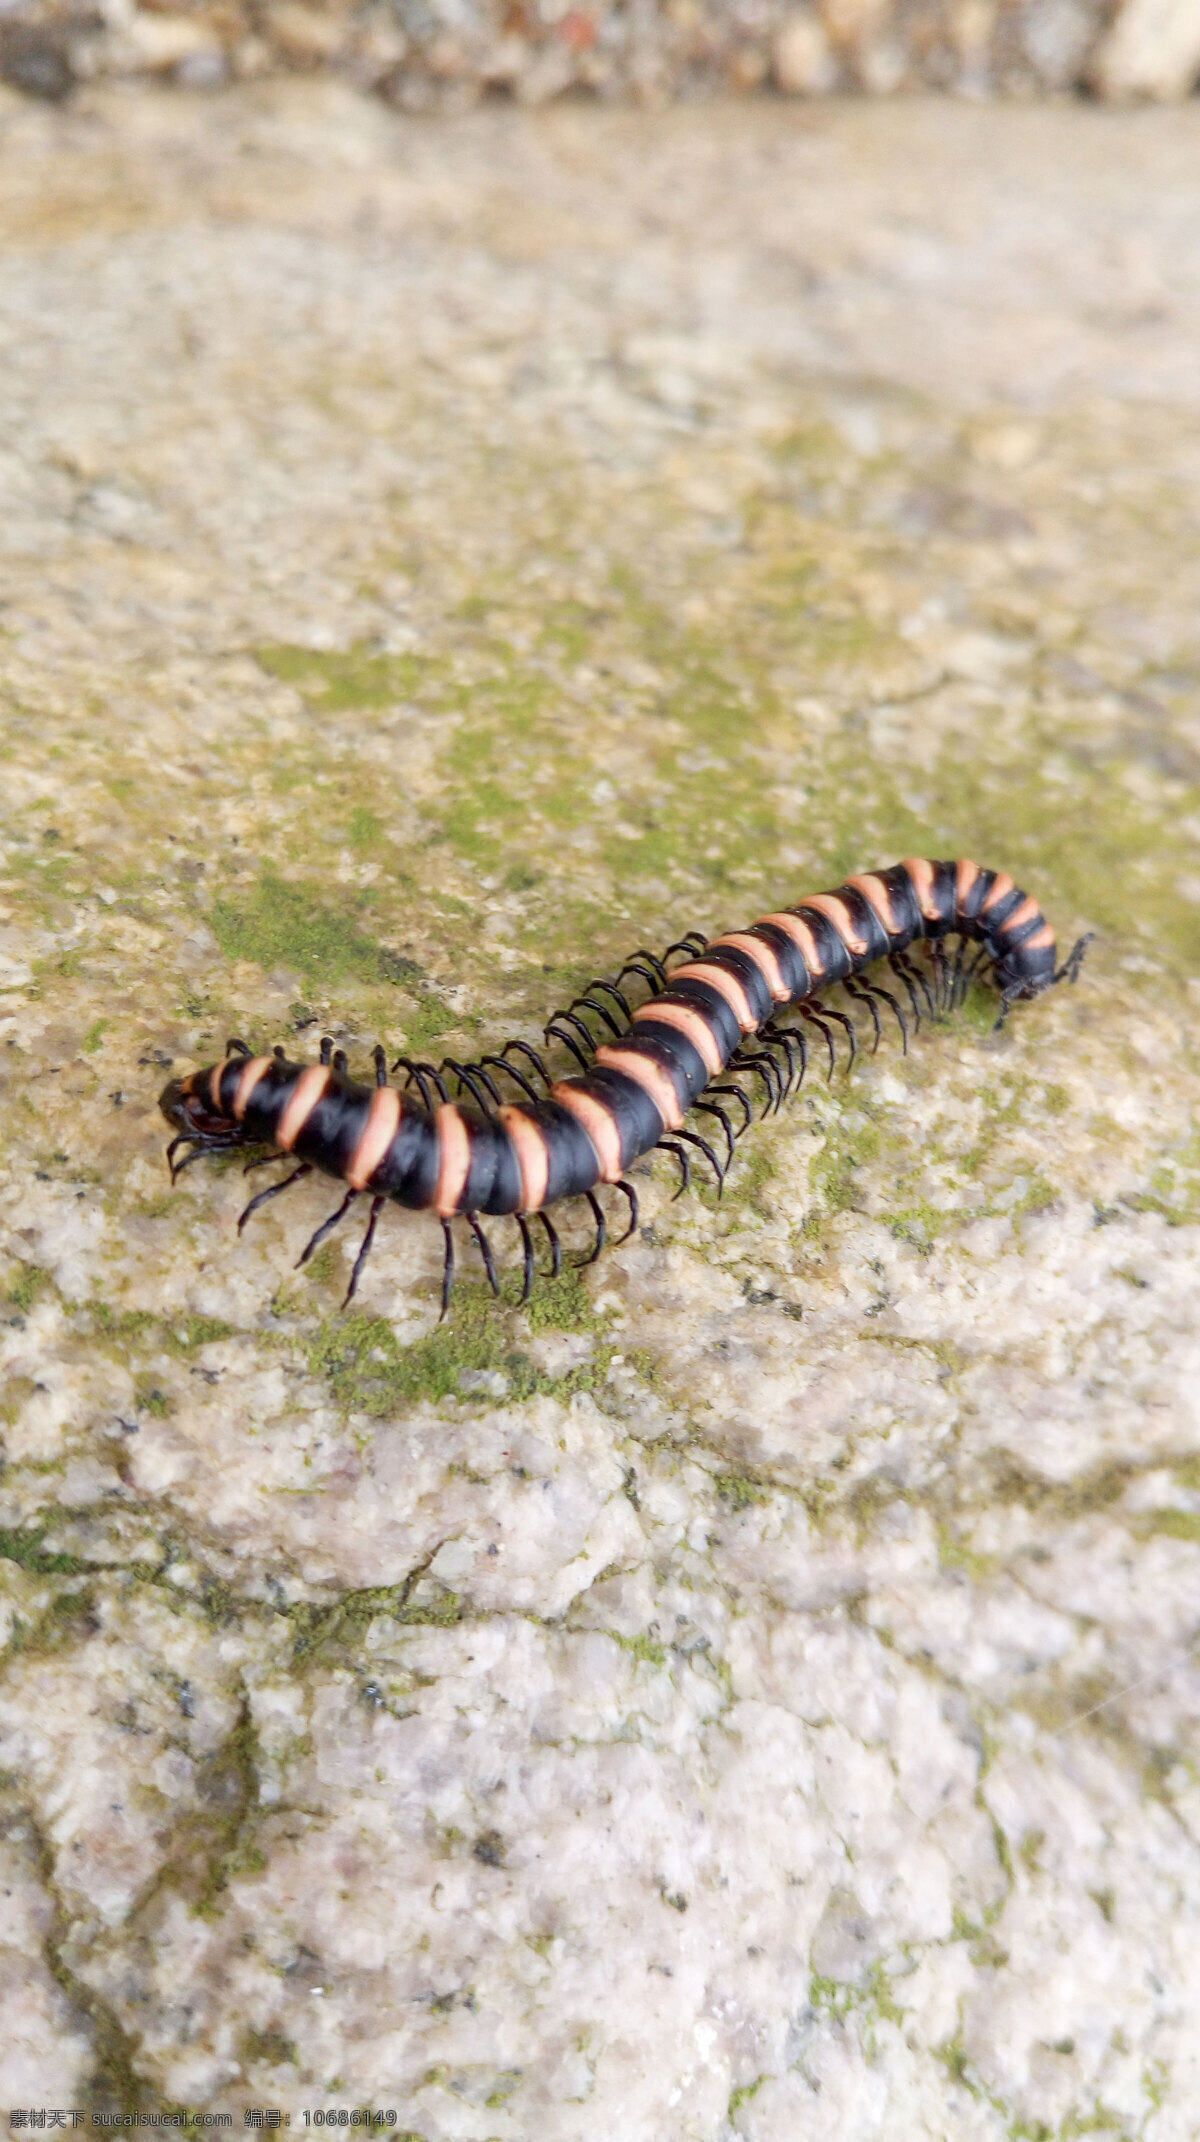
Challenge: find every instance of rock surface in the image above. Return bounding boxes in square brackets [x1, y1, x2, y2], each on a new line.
[1, 80, 1200, 2138]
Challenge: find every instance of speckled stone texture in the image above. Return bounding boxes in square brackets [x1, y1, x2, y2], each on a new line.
[2, 81, 1200, 2140]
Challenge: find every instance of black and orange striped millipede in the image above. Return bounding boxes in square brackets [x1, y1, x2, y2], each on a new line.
[160, 859, 1091, 1316]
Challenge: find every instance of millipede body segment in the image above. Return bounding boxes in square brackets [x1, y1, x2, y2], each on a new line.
[160, 859, 1090, 1313]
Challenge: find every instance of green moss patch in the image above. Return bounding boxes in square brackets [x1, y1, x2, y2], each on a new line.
[210, 870, 422, 992]
[254, 642, 427, 711]
[304, 1287, 611, 1414]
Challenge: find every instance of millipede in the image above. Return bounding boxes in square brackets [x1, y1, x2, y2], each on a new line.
[160, 859, 1091, 1316]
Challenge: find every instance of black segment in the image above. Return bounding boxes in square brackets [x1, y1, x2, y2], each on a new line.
[994, 937, 1055, 992]
[793, 906, 854, 986]
[697, 943, 774, 1027]
[955, 868, 990, 925]
[462, 1115, 524, 1216]
[216, 1058, 245, 1114]
[240, 1059, 304, 1145]
[611, 1024, 709, 1111]
[656, 979, 741, 1062]
[925, 861, 959, 935]
[979, 883, 1028, 939]
[375, 1107, 441, 1209]
[747, 922, 809, 1002]
[293, 1078, 373, 1178]
[578, 1065, 666, 1167]
[874, 865, 923, 944]
[536, 1101, 606, 1203]
[834, 885, 892, 966]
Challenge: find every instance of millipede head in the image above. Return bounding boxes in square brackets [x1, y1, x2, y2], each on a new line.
[159, 1072, 245, 1178]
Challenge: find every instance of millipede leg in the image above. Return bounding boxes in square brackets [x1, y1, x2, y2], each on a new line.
[709, 1083, 754, 1134]
[659, 1139, 692, 1199]
[664, 931, 708, 963]
[852, 976, 908, 1054]
[373, 1045, 388, 1088]
[443, 1058, 498, 1113]
[1055, 933, 1095, 986]
[583, 980, 632, 1020]
[573, 1189, 607, 1267]
[320, 1035, 334, 1066]
[169, 1135, 240, 1180]
[777, 1024, 809, 1090]
[733, 1049, 781, 1115]
[693, 1100, 736, 1168]
[516, 1212, 536, 1304]
[888, 956, 924, 1031]
[225, 1036, 251, 1058]
[343, 1194, 385, 1306]
[166, 1133, 199, 1175]
[871, 979, 909, 1052]
[843, 978, 882, 1053]
[962, 942, 993, 991]
[758, 1033, 797, 1100]
[560, 989, 624, 1038]
[821, 1003, 859, 1073]
[296, 1187, 358, 1268]
[538, 1210, 562, 1279]
[239, 1162, 312, 1234]
[616, 955, 667, 994]
[480, 1054, 542, 1104]
[467, 1214, 500, 1297]
[672, 1126, 726, 1192]
[501, 1039, 554, 1090]
[243, 1152, 282, 1175]
[761, 1027, 796, 1096]
[393, 1056, 450, 1103]
[993, 983, 1028, 1032]
[893, 950, 935, 1018]
[545, 1018, 593, 1075]
[799, 1004, 838, 1080]
[613, 1180, 639, 1243]
[439, 1218, 456, 1321]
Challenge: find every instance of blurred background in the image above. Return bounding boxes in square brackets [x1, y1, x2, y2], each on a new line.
[3, 0, 1200, 103]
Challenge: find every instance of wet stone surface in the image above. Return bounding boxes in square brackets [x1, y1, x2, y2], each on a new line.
[2, 79, 1200, 2140]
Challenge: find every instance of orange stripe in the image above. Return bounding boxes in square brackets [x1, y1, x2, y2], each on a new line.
[955, 859, 981, 915]
[759, 912, 825, 979]
[232, 1056, 273, 1121]
[709, 932, 789, 1003]
[552, 1084, 623, 1183]
[500, 1107, 550, 1212]
[669, 960, 755, 1034]
[633, 999, 723, 1079]
[802, 893, 869, 957]
[981, 871, 1015, 913]
[346, 1086, 402, 1191]
[1022, 922, 1055, 951]
[434, 1104, 471, 1217]
[208, 1061, 227, 1111]
[276, 1065, 331, 1153]
[848, 874, 901, 934]
[903, 858, 940, 923]
[999, 894, 1040, 936]
[595, 1046, 684, 1131]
